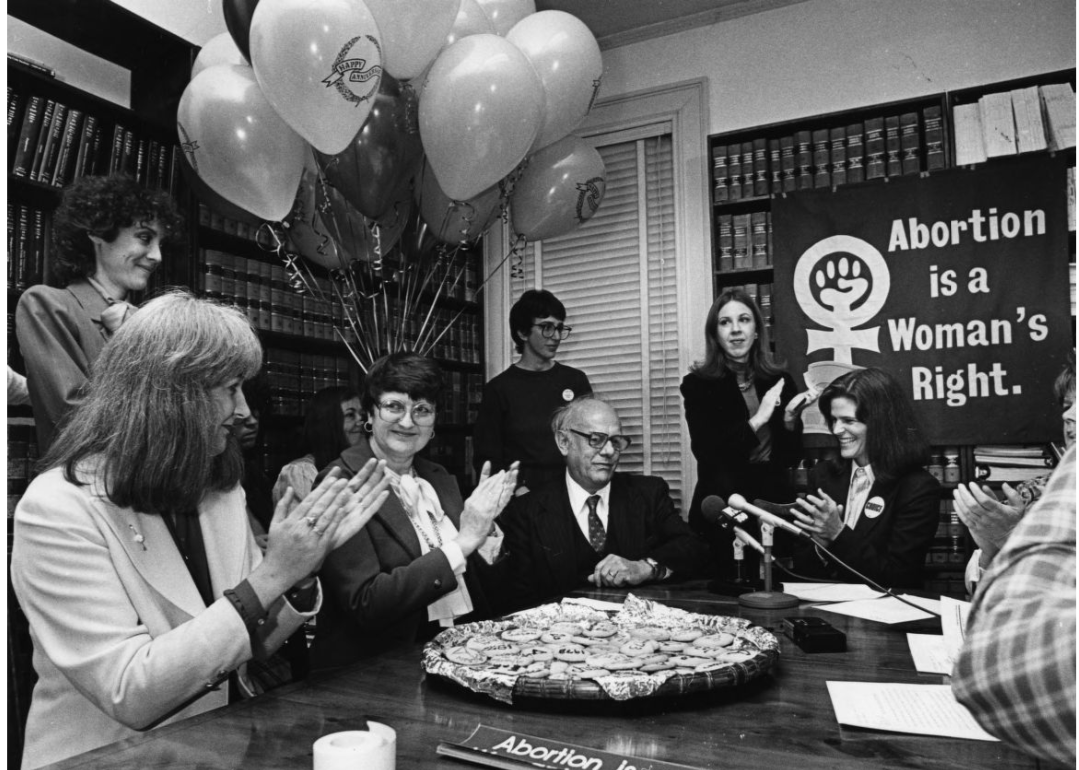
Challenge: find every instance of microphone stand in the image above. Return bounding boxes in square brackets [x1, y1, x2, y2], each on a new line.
[738, 522, 800, 609]
[708, 538, 763, 596]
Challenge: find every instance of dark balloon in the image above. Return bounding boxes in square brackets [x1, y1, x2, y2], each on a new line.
[223, 0, 259, 62]
[315, 74, 424, 220]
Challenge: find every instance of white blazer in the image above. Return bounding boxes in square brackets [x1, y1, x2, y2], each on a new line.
[11, 464, 318, 769]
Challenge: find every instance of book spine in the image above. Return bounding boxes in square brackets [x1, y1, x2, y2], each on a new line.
[717, 214, 733, 272]
[780, 135, 796, 192]
[829, 126, 846, 186]
[923, 106, 945, 170]
[6, 202, 14, 291]
[752, 137, 769, 197]
[30, 208, 45, 286]
[16, 205, 29, 292]
[864, 117, 885, 180]
[11, 94, 43, 178]
[884, 115, 901, 177]
[768, 139, 782, 195]
[108, 124, 125, 174]
[39, 103, 68, 184]
[51, 108, 83, 187]
[8, 87, 24, 159]
[712, 144, 728, 204]
[795, 130, 813, 190]
[121, 129, 136, 176]
[727, 144, 743, 201]
[899, 111, 920, 175]
[732, 213, 749, 269]
[750, 211, 768, 268]
[85, 117, 104, 176]
[812, 128, 830, 188]
[134, 137, 149, 183]
[28, 99, 57, 182]
[846, 122, 864, 184]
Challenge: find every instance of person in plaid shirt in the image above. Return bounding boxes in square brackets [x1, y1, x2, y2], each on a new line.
[952, 445, 1076, 767]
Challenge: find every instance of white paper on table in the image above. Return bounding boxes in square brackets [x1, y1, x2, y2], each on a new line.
[781, 582, 885, 603]
[560, 597, 624, 612]
[826, 681, 999, 742]
[940, 595, 971, 668]
[816, 594, 941, 623]
[906, 634, 951, 674]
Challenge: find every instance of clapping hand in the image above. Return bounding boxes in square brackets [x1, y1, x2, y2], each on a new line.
[750, 379, 785, 431]
[784, 384, 822, 427]
[457, 461, 520, 557]
[953, 481, 1024, 557]
[792, 488, 845, 545]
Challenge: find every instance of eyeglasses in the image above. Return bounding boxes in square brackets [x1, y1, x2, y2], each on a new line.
[377, 400, 437, 426]
[567, 428, 632, 452]
[533, 322, 572, 340]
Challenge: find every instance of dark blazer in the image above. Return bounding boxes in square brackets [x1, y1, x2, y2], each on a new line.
[680, 370, 802, 573]
[500, 473, 709, 611]
[310, 439, 506, 669]
[790, 459, 941, 589]
[16, 281, 110, 450]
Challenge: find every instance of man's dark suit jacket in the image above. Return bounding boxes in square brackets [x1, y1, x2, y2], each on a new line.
[789, 459, 941, 589]
[310, 440, 507, 669]
[499, 472, 709, 611]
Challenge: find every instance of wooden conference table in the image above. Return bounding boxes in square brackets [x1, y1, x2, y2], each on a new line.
[40, 581, 1032, 770]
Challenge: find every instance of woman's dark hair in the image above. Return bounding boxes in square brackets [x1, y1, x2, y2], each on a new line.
[361, 352, 444, 419]
[41, 292, 262, 514]
[819, 367, 930, 484]
[1053, 350, 1075, 406]
[690, 288, 783, 381]
[304, 386, 360, 469]
[49, 174, 186, 287]
[509, 289, 567, 353]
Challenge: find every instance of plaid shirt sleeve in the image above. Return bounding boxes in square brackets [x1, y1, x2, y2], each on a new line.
[952, 446, 1076, 767]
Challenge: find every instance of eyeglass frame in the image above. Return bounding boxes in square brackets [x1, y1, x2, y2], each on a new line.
[565, 428, 632, 452]
[532, 322, 573, 340]
[375, 399, 437, 426]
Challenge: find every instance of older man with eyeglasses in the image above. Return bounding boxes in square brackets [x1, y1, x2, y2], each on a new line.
[499, 395, 709, 610]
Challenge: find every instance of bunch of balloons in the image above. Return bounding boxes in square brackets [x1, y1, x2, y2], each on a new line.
[177, 0, 610, 274]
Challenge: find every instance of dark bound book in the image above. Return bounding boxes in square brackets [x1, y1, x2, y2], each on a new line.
[864, 117, 885, 180]
[712, 144, 729, 204]
[884, 115, 901, 177]
[752, 137, 769, 197]
[899, 111, 920, 175]
[750, 211, 768, 268]
[769, 138, 782, 194]
[795, 130, 813, 190]
[780, 135, 796, 192]
[846, 122, 864, 184]
[51, 108, 83, 187]
[108, 124, 125, 174]
[830, 126, 847, 186]
[8, 87, 25, 159]
[812, 128, 830, 188]
[727, 143, 743, 201]
[29, 208, 45, 286]
[732, 213, 750, 269]
[12, 94, 45, 178]
[923, 105, 945, 170]
[38, 102, 68, 184]
[28, 99, 57, 182]
[15, 205, 30, 291]
[717, 214, 733, 272]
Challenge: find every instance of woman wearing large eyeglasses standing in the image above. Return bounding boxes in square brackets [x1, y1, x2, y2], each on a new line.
[310, 352, 519, 667]
[473, 289, 592, 494]
[681, 289, 818, 578]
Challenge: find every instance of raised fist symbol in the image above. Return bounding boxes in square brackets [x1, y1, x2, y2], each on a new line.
[812, 254, 871, 317]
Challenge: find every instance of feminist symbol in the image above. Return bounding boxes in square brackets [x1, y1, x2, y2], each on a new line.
[793, 235, 891, 365]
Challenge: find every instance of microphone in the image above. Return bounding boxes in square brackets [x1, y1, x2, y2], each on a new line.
[728, 493, 811, 538]
[702, 496, 764, 554]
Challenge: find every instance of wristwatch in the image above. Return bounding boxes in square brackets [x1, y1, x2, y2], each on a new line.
[643, 558, 669, 581]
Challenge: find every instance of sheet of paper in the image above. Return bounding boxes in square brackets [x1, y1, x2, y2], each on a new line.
[816, 594, 940, 623]
[560, 597, 624, 612]
[906, 633, 951, 674]
[940, 595, 971, 666]
[826, 681, 999, 742]
[781, 582, 884, 603]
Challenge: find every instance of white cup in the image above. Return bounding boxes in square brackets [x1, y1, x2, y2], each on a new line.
[313, 723, 396, 770]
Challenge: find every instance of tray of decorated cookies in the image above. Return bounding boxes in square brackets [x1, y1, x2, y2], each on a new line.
[422, 594, 779, 703]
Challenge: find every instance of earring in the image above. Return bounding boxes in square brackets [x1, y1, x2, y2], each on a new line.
[363, 420, 373, 434]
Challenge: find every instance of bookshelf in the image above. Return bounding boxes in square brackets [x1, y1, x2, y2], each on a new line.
[708, 71, 1076, 599]
[6, 1, 198, 764]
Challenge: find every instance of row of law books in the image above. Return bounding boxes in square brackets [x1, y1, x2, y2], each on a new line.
[927, 498, 967, 567]
[7, 203, 49, 292]
[434, 370, 485, 426]
[721, 282, 776, 337]
[972, 444, 1054, 483]
[262, 348, 353, 419]
[8, 86, 182, 191]
[712, 106, 943, 204]
[716, 211, 772, 271]
[198, 203, 263, 243]
[953, 82, 1076, 165]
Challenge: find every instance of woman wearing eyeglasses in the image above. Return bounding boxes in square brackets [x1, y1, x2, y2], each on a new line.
[310, 352, 519, 667]
[473, 289, 592, 493]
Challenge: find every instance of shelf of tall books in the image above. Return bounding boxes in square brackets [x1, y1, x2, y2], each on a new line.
[708, 69, 1076, 597]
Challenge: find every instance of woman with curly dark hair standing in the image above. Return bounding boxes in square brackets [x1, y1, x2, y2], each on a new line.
[15, 174, 185, 450]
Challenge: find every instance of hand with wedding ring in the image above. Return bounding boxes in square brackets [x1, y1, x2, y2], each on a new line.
[791, 488, 845, 545]
[587, 554, 652, 588]
[246, 459, 391, 607]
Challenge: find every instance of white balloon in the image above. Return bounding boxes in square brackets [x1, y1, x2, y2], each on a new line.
[365, 0, 462, 80]
[250, 0, 383, 155]
[192, 32, 248, 79]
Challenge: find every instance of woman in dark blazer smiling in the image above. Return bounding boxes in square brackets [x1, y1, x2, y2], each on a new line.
[790, 367, 940, 589]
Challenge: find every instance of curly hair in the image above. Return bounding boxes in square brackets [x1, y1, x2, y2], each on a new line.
[360, 352, 444, 419]
[690, 288, 784, 381]
[509, 289, 567, 353]
[49, 174, 186, 287]
[818, 367, 930, 484]
[41, 291, 262, 515]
